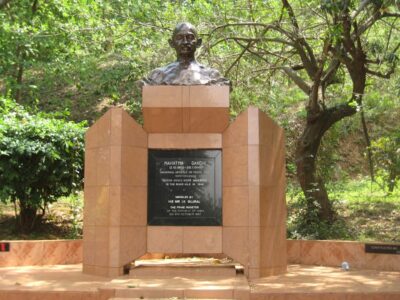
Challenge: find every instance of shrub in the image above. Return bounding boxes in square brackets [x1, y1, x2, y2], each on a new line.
[370, 131, 400, 193]
[0, 97, 86, 233]
[286, 185, 354, 240]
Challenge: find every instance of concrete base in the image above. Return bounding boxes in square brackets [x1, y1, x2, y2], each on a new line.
[83, 104, 287, 278]
[0, 264, 399, 300]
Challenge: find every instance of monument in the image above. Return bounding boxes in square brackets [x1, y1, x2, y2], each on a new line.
[83, 22, 287, 278]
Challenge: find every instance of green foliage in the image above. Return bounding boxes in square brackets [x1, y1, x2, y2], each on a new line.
[0, 96, 86, 232]
[287, 184, 354, 240]
[288, 177, 400, 241]
[327, 177, 400, 242]
[370, 131, 400, 193]
[63, 193, 83, 239]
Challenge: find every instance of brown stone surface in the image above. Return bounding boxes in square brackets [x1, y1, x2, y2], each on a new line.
[287, 240, 400, 272]
[0, 240, 82, 267]
[222, 108, 248, 147]
[189, 85, 229, 107]
[83, 108, 148, 277]
[147, 226, 184, 253]
[223, 227, 249, 267]
[85, 109, 111, 149]
[248, 227, 261, 268]
[142, 86, 229, 108]
[118, 186, 147, 226]
[0, 264, 399, 300]
[119, 226, 147, 268]
[260, 226, 287, 269]
[222, 106, 287, 278]
[223, 146, 248, 187]
[183, 227, 222, 253]
[143, 107, 183, 133]
[223, 186, 249, 227]
[83, 97, 286, 279]
[259, 186, 287, 228]
[148, 133, 222, 149]
[142, 86, 185, 107]
[142, 86, 229, 133]
[248, 145, 260, 186]
[188, 107, 229, 132]
[120, 147, 147, 186]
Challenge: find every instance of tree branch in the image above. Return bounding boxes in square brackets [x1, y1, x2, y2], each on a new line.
[210, 36, 294, 49]
[210, 22, 273, 35]
[382, 13, 400, 18]
[366, 67, 396, 79]
[225, 41, 252, 76]
[0, 0, 11, 9]
[281, 66, 311, 94]
[281, 0, 318, 78]
[351, 0, 372, 19]
[322, 59, 340, 84]
[355, 7, 382, 37]
[282, 0, 299, 30]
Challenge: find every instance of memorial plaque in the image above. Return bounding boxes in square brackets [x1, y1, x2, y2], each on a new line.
[148, 149, 222, 226]
[365, 243, 400, 255]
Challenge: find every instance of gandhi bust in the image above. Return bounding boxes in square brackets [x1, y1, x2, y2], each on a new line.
[143, 22, 229, 86]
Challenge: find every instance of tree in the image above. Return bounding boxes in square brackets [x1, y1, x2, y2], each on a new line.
[0, 96, 85, 233]
[0, 0, 107, 103]
[209, 0, 399, 222]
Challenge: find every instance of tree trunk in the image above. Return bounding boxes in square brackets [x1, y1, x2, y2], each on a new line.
[388, 169, 397, 193]
[14, 62, 24, 103]
[0, 0, 11, 9]
[295, 103, 357, 223]
[17, 202, 38, 234]
[295, 117, 334, 222]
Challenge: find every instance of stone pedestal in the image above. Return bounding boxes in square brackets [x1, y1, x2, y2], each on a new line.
[83, 86, 286, 278]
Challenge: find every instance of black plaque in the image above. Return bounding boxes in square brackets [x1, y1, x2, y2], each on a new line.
[365, 243, 400, 255]
[148, 149, 222, 226]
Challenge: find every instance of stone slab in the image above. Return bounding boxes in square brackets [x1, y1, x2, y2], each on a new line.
[0, 264, 399, 300]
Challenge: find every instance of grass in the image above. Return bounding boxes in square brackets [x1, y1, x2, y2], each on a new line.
[287, 177, 400, 242]
[331, 177, 400, 242]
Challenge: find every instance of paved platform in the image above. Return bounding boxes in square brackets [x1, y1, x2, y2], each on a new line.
[0, 264, 399, 299]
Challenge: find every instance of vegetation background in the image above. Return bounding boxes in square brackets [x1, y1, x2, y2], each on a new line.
[0, 0, 399, 241]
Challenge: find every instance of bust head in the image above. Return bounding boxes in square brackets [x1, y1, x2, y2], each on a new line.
[168, 22, 202, 62]
[142, 22, 229, 86]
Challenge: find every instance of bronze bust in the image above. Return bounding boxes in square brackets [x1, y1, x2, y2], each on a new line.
[143, 22, 229, 86]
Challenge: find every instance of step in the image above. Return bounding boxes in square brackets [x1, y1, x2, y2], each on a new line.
[129, 265, 237, 278]
[113, 287, 239, 299]
[128, 256, 243, 278]
[109, 271, 250, 299]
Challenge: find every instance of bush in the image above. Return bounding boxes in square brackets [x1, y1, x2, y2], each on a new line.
[370, 131, 400, 193]
[0, 97, 86, 233]
[287, 185, 354, 240]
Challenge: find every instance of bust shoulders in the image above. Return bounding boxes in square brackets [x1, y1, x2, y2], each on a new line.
[146, 61, 229, 86]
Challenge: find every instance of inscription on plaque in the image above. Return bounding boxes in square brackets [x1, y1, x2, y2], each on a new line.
[148, 149, 222, 226]
[365, 243, 400, 255]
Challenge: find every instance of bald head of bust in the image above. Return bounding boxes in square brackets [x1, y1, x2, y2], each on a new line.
[143, 22, 229, 86]
[168, 22, 202, 64]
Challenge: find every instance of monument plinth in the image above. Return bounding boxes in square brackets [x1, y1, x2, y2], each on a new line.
[83, 85, 287, 278]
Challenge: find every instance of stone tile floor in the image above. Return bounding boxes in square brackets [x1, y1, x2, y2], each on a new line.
[0, 264, 399, 299]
